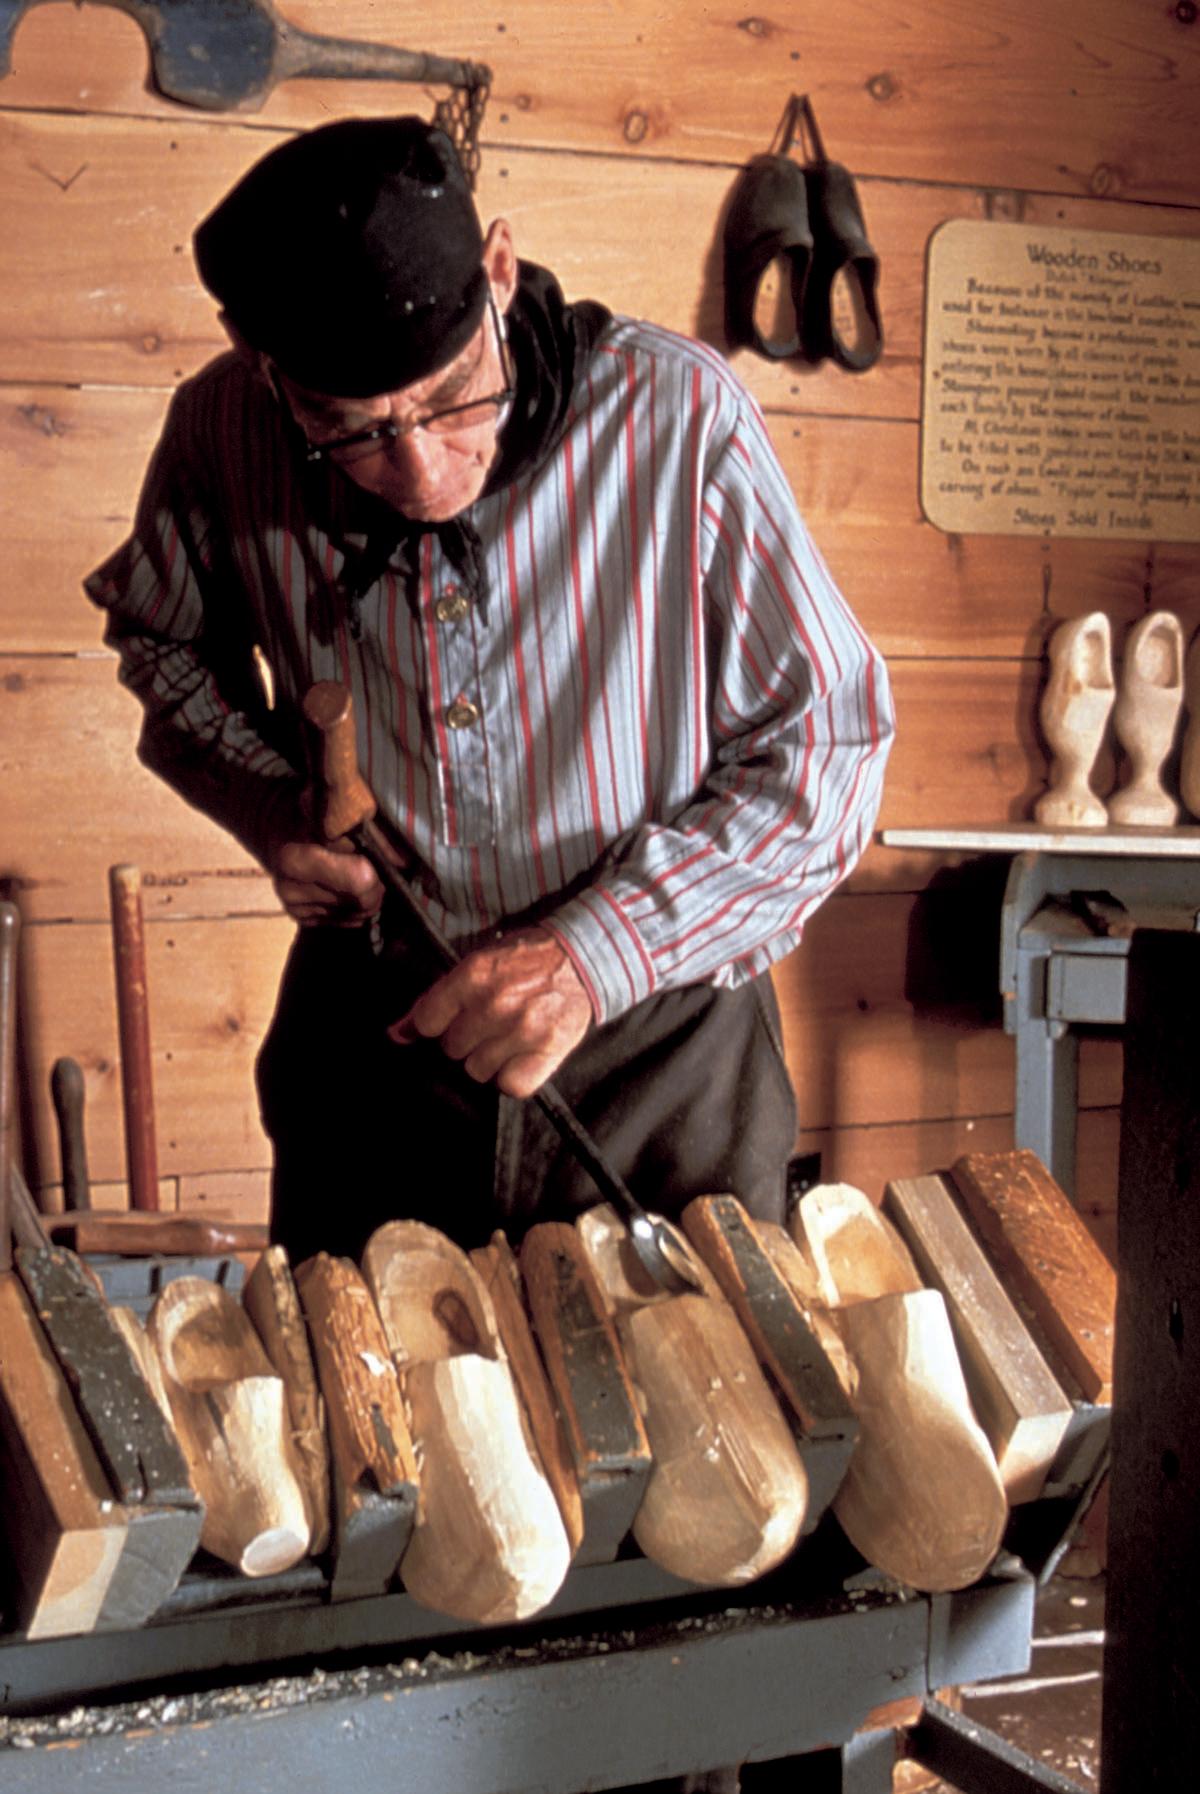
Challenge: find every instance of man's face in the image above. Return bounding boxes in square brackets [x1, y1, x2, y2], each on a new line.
[277, 295, 511, 523]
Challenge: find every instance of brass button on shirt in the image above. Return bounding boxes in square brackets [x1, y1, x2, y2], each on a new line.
[86, 314, 894, 1026]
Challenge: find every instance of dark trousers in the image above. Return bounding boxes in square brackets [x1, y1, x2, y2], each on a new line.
[255, 917, 798, 1794]
[256, 917, 797, 1264]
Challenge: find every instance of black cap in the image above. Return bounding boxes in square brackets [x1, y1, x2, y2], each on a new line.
[194, 117, 487, 398]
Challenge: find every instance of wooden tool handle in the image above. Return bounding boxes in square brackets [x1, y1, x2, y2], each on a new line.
[49, 1212, 269, 1257]
[109, 864, 160, 1212]
[1, 899, 20, 1270]
[302, 681, 378, 842]
[51, 1057, 91, 1212]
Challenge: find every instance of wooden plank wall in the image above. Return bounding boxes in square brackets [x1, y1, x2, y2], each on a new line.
[2, 1, 1198, 1251]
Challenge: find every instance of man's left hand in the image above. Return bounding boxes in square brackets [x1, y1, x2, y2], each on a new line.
[389, 927, 594, 1097]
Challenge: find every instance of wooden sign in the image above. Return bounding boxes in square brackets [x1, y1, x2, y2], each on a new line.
[921, 219, 1200, 541]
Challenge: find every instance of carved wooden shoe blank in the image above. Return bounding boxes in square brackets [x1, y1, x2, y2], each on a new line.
[243, 1245, 332, 1557]
[363, 1219, 570, 1624]
[831, 1287, 1010, 1592]
[147, 1276, 311, 1578]
[293, 1253, 417, 1600]
[791, 1185, 1007, 1592]
[578, 1204, 808, 1586]
[1034, 611, 1115, 828]
[1109, 610, 1185, 827]
[470, 1233, 585, 1557]
[1181, 630, 1200, 821]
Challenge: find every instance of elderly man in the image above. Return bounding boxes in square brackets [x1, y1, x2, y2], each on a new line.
[87, 116, 892, 1280]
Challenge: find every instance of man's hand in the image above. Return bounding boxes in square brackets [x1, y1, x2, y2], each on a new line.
[270, 839, 383, 926]
[390, 927, 593, 1098]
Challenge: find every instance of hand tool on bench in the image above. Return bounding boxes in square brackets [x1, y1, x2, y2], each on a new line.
[51, 1054, 92, 1212]
[102, 864, 270, 1253]
[302, 680, 703, 1298]
[109, 862, 160, 1212]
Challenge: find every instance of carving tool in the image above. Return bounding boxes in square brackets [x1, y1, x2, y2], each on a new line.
[302, 681, 702, 1297]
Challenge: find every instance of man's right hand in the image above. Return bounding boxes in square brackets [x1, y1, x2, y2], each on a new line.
[269, 840, 384, 926]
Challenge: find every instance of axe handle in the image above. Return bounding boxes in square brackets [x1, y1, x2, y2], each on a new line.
[1, 899, 20, 1269]
[49, 1212, 268, 1258]
[109, 864, 160, 1212]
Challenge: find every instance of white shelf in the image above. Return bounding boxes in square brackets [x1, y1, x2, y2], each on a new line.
[879, 823, 1200, 859]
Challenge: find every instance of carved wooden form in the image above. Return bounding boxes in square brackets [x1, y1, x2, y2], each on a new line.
[147, 1276, 311, 1577]
[520, 1221, 654, 1565]
[364, 1219, 571, 1623]
[244, 1245, 332, 1556]
[16, 1245, 203, 1626]
[0, 1272, 126, 1636]
[883, 1174, 1073, 1502]
[791, 1185, 1008, 1592]
[1034, 611, 1115, 828]
[1109, 610, 1184, 827]
[682, 1195, 860, 1531]
[293, 1253, 417, 1599]
[950, 1149, 1115, 1404]
[578, 1204, 808, 1586]
[469, 1232, 585, 1557]
[1182, 629, 1200, 821]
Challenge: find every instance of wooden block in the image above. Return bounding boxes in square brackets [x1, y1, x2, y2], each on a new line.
[520, 1221, 653, 1566]
[147, 1276, 311, 1578]
[292, 1253, 416, 1601]
[470, 1234, 584, 1557]
[950, 1149, 1115, 1403]
[884, 1175, 1075, 1502]
[14, 1243, 203, 1626]
[243, 1245, 331, 1557]
[0, 1271, 126, 1638]
[681, 1195, 859, 1530]
[364, 1221, 571, 1624]
[577, 1204, 808, 1587]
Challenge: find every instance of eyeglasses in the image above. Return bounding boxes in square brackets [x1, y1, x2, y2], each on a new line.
[295, 293, 516, 466]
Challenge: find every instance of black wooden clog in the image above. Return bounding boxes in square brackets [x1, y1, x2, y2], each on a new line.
[802, 156, 883, 372]
[722, 153, 813, 361]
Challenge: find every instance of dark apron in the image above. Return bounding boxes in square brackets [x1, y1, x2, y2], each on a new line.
[256, 906, 797, 1265]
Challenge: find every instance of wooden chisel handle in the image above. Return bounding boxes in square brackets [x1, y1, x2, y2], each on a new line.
[51, 1056, 91, 1212]
[302, 682, 378, 841]
[109, 864, 160, 1212]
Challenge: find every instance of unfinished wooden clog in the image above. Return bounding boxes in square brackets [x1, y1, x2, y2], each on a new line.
[1034, 612, 1115, 828]
[244, 1245, 332, 1556]
[1109, 610, 1184, 827]
[147, 1276, 310, 1578]
[470, 1233, 584, 1558]
[294, 1253, 417, 1600]
[791, 1185, 1007, 1592]
[578, 1204, 808, 1586]
[363, 1219, 570, 1624]
[1181, 630, 1200, 820]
